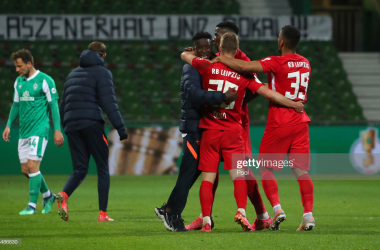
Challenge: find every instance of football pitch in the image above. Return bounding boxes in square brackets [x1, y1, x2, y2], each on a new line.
[1, 175, 379, 249]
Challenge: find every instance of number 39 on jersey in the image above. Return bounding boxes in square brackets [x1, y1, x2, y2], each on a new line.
[285, 71, 309, 100]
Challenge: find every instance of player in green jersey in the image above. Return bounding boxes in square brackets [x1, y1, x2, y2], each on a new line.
[2, 49, 64, 215]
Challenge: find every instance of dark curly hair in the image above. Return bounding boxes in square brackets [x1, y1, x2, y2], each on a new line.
[11, 49, 34, 65]
[216, 21, 239, 35]
[192, 31, 212, 42]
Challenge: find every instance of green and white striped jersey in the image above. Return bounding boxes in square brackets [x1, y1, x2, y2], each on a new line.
[13, 70, 59, 139]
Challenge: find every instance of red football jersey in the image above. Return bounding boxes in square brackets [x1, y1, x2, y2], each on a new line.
[217, 49, 255, 127]
[192, 57, 263, 131]
[259, 54, 311, 128]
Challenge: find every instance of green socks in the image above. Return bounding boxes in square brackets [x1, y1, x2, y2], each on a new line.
[28, 171, 42, 207]
[40, 174, 49, 194]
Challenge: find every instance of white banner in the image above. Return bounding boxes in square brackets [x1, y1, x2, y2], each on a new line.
[0, 15, 332, 41]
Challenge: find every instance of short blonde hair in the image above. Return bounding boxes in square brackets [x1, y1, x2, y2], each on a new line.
[220, 32, 239, 54]
[88, 41, 106, 56]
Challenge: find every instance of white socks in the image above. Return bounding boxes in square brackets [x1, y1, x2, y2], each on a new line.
[42, 190, 51, 199]
[28, 202, 36, 209]
[303, 212, 313, 219]
[203, 216, 211, 226]
[273, 204, 282, 213]
[257, 212, 269, 220]
[199, 213, 203, 219]
[237, 208, 246, 217]
[28, 171, 41, 178]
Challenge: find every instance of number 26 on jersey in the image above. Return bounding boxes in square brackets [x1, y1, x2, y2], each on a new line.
[208, 79, 239, 109]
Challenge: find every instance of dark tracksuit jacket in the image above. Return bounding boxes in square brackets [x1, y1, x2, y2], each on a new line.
[59, 50, 127, 211]
[167, 63, 226, 216]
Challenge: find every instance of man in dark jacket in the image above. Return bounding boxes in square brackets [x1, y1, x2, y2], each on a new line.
[154, 32, 238, 232]
[57, 41, 128, 222]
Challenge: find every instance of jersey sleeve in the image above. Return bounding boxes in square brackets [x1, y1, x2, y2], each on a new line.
[259, 56, 281, 74]
[253, 74, 261, 83]
[7, 80, 20, 127]
[246, 78, 263, 93]
[42, 77, 59, 102]
[13, 79, 19, 102]
[192, 57, 212, 75]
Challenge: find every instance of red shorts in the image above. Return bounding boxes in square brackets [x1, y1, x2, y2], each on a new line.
[199, 129, 244, 172]
[259, 122, 310, 171]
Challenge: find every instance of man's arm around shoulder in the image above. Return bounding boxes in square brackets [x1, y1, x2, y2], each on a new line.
[181, 51, 197, 65]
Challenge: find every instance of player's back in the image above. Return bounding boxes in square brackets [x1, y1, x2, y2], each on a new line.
[259, 54, 311, 128]
[218, 49, 253, 126]
[192, 58, 262, 131]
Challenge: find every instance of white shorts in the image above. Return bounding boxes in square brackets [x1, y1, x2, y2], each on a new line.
[18, 136, 48, 163]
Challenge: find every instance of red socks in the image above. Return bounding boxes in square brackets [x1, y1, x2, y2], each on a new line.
[233, 177, 247, 210]
[212, 172, 219, 201]
[297, 173, 314, 213]
[210, 172, 219, 215]
[200, 181, 214, 217]
[246, 170, 266, 215]
[202, 174, 248, 217]
[260, 169, 280, 207]
[260, 169, 313, 214]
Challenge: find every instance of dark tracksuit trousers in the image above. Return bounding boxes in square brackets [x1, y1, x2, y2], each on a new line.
[166, 132, 202, 216]
[63, 122, 110, 212]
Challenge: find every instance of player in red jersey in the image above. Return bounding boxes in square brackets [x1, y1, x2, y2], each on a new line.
[213, 25, 315, 231]
[181, 32, 304, 232]
[186, 21, 272, 232]
[213, 22, 257, 163]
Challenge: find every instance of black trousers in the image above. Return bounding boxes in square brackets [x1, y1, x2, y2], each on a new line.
[167, 132, 202, 216]
[63, 122, 110, 212]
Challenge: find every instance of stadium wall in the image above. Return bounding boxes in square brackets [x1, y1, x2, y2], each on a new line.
[1, 125, 379, 176]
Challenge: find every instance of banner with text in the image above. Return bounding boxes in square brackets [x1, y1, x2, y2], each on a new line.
[1, 125, 379, 178]
[0, 15, 332, 41]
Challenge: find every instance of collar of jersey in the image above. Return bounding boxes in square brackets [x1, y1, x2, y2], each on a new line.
[25, 70, 40, 81]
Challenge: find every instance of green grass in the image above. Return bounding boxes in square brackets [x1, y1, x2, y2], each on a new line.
[1, 175, 380, 249]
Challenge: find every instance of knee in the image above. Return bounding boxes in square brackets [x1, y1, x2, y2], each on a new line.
[21, 168, 28, 175]
[73, 168, 88, 180]
[27, 164, 36, 174]
[259, 165, 269, 173]
[232, 176, 245, 182]
[78, 172, 87, 181]
[292, 168, 307, 179]
[260, 168, 275, 180]
[97, 167, 109, 176]
[260, 167, 273, 175]
[27, 160, 41, 173]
